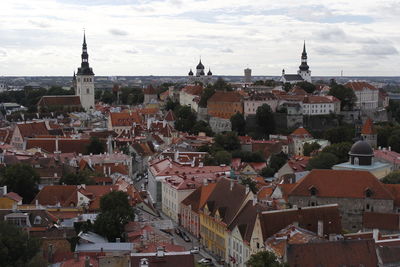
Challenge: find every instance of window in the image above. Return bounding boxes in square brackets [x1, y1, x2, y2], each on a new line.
[86, 88, 90, 94]
[34, 216, 42, 225]
[365, 188, 373, 198]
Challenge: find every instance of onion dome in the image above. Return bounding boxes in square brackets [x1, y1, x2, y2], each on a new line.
[207, 68, 212, 76]
[188, 69, 193, 76]
[200, 70, 205, 76]
[196, 59, 205, 70]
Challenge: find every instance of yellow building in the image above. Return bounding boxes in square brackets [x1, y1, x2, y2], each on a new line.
[0, 187, 22, 209]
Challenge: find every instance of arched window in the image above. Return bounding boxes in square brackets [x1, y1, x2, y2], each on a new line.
[354, 157, 359, 165]
[365, 188, 373, 198]
[86, 88, 90, 94]
[34, 216, 42, 225]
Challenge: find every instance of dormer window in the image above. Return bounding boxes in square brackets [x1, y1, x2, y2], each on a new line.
[309, 186, 317, 196]
[365, 188, 373, 198]
[34, 216, 42, 225]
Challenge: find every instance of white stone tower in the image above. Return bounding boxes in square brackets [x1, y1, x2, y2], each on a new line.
[297, 41, 312, 83]
[76, 32, 95, 111]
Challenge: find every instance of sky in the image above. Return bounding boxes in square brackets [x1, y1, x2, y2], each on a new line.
[0, 0, 399, 76]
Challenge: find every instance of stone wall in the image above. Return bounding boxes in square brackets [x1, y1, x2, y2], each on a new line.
[209, 116, 232, 133]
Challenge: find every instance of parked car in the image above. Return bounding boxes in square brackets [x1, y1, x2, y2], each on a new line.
[175, 228, 182, 237]
[198, 258, 212, 265]
[181, 232, 191, 242]
[190, 247, 199, 254]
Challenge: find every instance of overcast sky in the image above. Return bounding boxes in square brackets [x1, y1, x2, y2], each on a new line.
[1, 0, 399, 76]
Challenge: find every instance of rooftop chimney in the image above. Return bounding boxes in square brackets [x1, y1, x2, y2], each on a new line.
[245, 184, 250, 194]
[373, 228, 379, 241]
[230, 179, 234, 191]
[203, 178, 208, 186]
[317, 220, 323, 237]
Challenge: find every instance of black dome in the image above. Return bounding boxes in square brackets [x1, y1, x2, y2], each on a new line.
[188, 69, 193, 76]
[349, 140, 373, 156]
[196, 60, 205, 69]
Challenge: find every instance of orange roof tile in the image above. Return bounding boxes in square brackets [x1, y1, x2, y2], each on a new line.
[345, 81, 378, 91]
[361, 118, 376, 135]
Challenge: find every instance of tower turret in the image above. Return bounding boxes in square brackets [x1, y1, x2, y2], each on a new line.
[297, 41, 311, 82]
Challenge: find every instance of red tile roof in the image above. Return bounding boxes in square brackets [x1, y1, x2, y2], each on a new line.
[287, 239, 378, 267]
[383, 184, 400, 207]
[208, 90, 242, 103]
[4, 192, 22, 202]
[290, 127, 311, 137]
[181, 85, 203, 96]
[362, 118, 376, 135]
[109, 112, 143, 127]
[16, 121, 49, 138]
[143, 85, 157, 95]
[345, 81, 378, 91]
[289, 170, 394, 200]
[26, 138, 91, 154]
[363, 212, 400, 231]
[37, 95, 82, 106]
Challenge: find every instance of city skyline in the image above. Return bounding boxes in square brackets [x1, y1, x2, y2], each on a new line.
[1, 0, 399, 76]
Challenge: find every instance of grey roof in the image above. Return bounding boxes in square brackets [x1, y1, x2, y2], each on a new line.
[78, 231, 107, 243]
[283, 74, 304, 81]
[350, 140, 373, 156]
[75, 242, 134, 252]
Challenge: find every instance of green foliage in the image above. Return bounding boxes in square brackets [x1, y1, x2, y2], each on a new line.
[165, 98, 180, 111]
[0, 164, 39, 203]
[322, 142, 352, 163]
[212, 77, 232, 91]
[382, 171, 400, 184]
[328, 83, 357, 111]
[100, 90, 115, 104]
[303, 142, 321, 156]
[296, 81, 316, 94]
[247, 250, 288, 267]
[94, 191, 135, 241]
[230, 112, 246, 136]
[214, 132, 241, 151]
[214, 150, 232, 165]
[283, 82, 292, 92]
[388, 100, 400, 123]
[323, 125, 355, 144]
[240, 177, 258, 193]
[0, 221, 41, 267]
[59, 171, 95, 185]
[119, 87, 144, 105]
[174, 105, 197, 132]
[260, 167, 275, 177]
[256, 104, 276, 137]
[86, 137, 106, 155]
[388, 134, 400, 153]
[306, 152, 338, 170]
[232, 150, 265, 162]
[376, 124, 400, 151]
[198, 87, 216, 108]
[191, 120, 214, 137]
[269, 152, 288, 172]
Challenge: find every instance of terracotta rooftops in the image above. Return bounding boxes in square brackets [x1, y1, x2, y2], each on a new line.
[181, 183, 217, 212]
[109, 111, 143, 127]
[289, 169, 394, 200]
[16, 121, 49, 138]
[181, 85, 203, 96]
[345, 81, 378, 91]
[290, 127, 312, 137]
[37, 95, 82, 106]
[362, 118, 376, 135]
[207, 90, 243, 103]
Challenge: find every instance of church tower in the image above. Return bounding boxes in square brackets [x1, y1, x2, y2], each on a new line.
[76, 32, 95, 111]
[297, 41, 312, 83]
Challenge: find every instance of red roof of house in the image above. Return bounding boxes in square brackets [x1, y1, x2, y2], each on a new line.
[289, 169, 394, 200]
[208, 90, 242, 103]
[143, 85, 157, 95]
[16, 121, 49, 138]
[4, 192, 22, 202]
[181, 85, 203, 96]
[362, 118, 376, 135]
[363, 212, 400, 231]
[345, 81, 378, 91]
[37, 95, 82, 107]
[109, 112, 143, 127]
[164, 110, 176, 121]
[290, 127, 311, 137]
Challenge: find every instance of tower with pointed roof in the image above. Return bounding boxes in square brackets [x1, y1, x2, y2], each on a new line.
[361, 117, 377, 148]
[75, 32, 95, 111]
[297, 41, 311, 83]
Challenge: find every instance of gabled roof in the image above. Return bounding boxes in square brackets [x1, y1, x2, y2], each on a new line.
[287, 239, 378, 267]
[181, 85, 203, 96]
[207, 90, 242, 103]
[362, 117, 376, 135]
[109, 112, 143, 127]
[164, 110, 176, 121]
[4, 192, 23, 202]
[363, 212, 400, 231]
[16, 121, 49, 138]
[345, 81, 378, 91]
[182, 183, 217, 213]
[290, 127, 311, 137]
[289, 170, 394, 200]
[282, 74, 303, 81]
[37, 95, 81, 106]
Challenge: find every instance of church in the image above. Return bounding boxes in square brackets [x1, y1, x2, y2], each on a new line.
[72, 32, 95, 111]
[280, 42, 312, 84]
[187, 59, 213, 85]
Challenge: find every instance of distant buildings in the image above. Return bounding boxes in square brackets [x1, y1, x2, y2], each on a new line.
[280, 42, 312, 84]
[345, 81, 379, 110]
[188, 59, 213, 84]
[244, 68, 252, 83]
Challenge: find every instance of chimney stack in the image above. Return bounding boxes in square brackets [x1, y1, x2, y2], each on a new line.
[373, 228, 379, 241]
[230, 179, 234, 191]
[317, 220, 323, 237]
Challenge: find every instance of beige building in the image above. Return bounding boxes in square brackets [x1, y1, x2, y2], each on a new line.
[179, 85, 203, 112]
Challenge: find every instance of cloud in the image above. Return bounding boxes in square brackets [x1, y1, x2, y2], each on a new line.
[220, 48, 233, 53]
[29, 20, 51, 28]
[125, 49, 138, 54]
[358, 44, 398, 56]
[109, 29, 128, 36]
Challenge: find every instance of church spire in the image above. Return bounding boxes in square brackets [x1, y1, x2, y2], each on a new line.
[77, 31, 94, 75]
[299, 41, 309, 71]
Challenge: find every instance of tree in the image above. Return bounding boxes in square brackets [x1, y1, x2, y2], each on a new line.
[382, 171, 400, 184]
[323, 126, 354, 144]
[59, 171, 95, 185]
[100, 90, 114, 104]
[306, 152, 338, 170]
[303, 142, 321, 156]
[256, 104, 275, 137]
[0, 164, 39, 203]
[198, 87, 215, 108]
[240, 177, 258, 193]
[212, 77, 232, 91]
[191, 120, 214, 136]
[94, 191, 135, 241]
[174, 105, 197, 133]
[86, 137, 105, 155]
[296, 81, 316, 94]
[269, 152, 288, 172]
[0, 221, 41, 266]
[230, 112, 246, 136]
[247, 250, 288, 267]
[214, 150, 232, 165]
[165, 98, 180, 111]
[322, 142, 352, 163]
[261, 167, 275, 177]
[328, 83, 356, 111]
[388, 134, 400, 153]
[283, 82, 292, 92]
[214, 132, 241, 151]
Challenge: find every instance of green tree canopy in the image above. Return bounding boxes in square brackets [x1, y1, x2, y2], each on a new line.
[214, 150, 232, 165]
[191, 120, 214, 136]
[328, 83, 357, 111]
[323, 125, 355, 144]
[260, 167, 275, 177]
[214, 132, 241, 151]
[0, 164, 39, 203]
[256, 104, 275, 137]
[296, 81, 316, 94]
[322, 142, 352, 163]
[174, 105, 197, 133]
[247, 250, 288, 267]
[388, 134, 400, 153]
[303, 142, 321, 156]
[231, 150, 265, 162]
[165, 98, 180, 111]
[212, 78, 232, 91]
[269, 152, 288, 172]
[382, 171, 400, 184]
[198, 87, 216, 108]
[94, 191, 135, 241]
[230, 112, 246, 136]
[240, 177, 258, 193]
[86, 137, 106, 155]
[306, 152, 338, 170]
[0, 221, 41, 267]
[59, 171, 95, 185]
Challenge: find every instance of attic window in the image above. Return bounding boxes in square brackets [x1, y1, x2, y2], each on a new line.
[365, 188, 373, 198]
[309, 186, 317, 196]
[34, 216, 42, 225]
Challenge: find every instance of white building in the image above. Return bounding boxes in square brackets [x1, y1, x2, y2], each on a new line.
[243, 92, 278, 117]
[74, 32, 95, 111]
[345, 81, 379, 110]
[188, 59, 213, 85]
[179, 85, 203, 112]
[301, 95, 341, 116]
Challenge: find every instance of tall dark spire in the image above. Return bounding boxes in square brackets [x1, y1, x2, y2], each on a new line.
[77, 31, 94, 75]
[299, 41, 309, 71]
